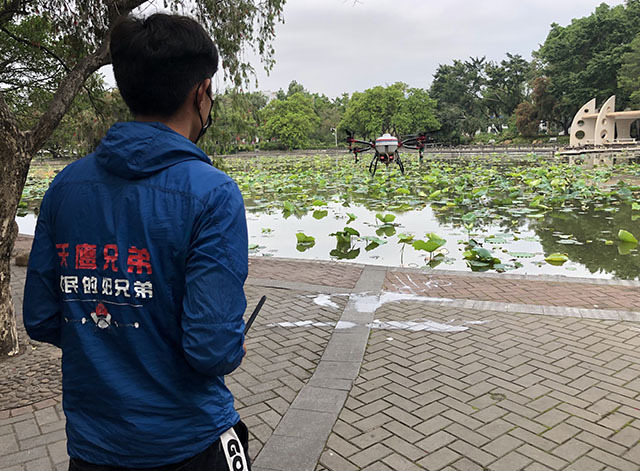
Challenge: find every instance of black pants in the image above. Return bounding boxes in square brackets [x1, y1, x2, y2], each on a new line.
[69, 421, 251, 471]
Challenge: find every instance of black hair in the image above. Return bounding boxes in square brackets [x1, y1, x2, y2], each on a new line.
[110, 13, 218, 117]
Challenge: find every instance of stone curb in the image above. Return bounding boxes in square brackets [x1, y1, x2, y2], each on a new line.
[252, 265, 387, 471]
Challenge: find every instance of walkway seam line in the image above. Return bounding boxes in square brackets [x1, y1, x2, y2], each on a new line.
[252, 265, 387, 471]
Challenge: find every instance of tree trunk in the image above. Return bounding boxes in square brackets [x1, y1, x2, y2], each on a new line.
[0, 138, 30, 356]
[0, 47, 111, 356]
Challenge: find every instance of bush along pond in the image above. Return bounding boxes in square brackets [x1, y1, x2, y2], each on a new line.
[18, 153, 640, 280]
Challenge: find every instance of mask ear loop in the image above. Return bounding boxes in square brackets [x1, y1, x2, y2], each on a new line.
[194, 82, 213, 144]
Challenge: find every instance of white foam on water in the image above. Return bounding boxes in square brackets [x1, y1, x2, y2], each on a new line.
[267, 320, 334, 328]
[353, 291, 453, 313]
[312, 294, 340, 309]
[267, 318, 485, 332]
[335, 321, 357, 329]
[368, 320, 468, 332]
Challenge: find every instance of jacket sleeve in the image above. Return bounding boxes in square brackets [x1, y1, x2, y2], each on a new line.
[181, 180, 248, 377]
[23, 192, 62, 348]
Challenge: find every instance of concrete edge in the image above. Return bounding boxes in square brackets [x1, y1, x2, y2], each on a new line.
[253, 265, 387, 471]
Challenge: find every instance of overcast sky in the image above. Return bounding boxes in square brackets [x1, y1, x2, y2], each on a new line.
[104, 0, 626, 98]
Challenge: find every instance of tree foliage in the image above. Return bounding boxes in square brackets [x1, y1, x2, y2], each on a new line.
[618, 32, 640, 108]
[339, 83, 439, 139]
[202, 90, 267, 155]
[429, 55, 531, 142]
[515, 102, 539, 137]
[430, 58, 488, 140]
[533, 0, 640, 131]
[260, 92, 318, 150]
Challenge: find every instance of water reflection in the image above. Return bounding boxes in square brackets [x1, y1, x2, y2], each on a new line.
[530, 204, 640, 280]
[245, 201, 638, 280]
[17, 154, 640, 280]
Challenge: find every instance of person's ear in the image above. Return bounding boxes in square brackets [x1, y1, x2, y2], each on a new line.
[196, 78, 212, 109]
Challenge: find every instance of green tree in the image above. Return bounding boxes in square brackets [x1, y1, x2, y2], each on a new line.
[618, 32, 640, 108]
[429, 58, 488, 141]
[339, 83, 438, 139]
[394, 87, 440, 136]
[483, 54, 530, 130]
[533, 1, 640, 133]
[309, 93, 346, 145]
[0, 0, 286, 356]
[204, 90, 267, 155]
[261, 92, 318, 149]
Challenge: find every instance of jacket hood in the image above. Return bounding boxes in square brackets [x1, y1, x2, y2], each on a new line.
[94, 121, 212, 179]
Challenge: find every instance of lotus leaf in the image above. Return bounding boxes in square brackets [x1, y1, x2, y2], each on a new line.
[618, 229, 638, 244]
[312, 210, 328, 220]
[545, 253, 569, 263]
[376, 213, 396, 224]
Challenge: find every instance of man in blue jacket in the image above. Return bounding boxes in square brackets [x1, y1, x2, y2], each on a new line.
[23, 13, 250, 470]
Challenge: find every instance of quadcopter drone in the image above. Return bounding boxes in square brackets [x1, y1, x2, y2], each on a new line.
[346, 131, 435, 176]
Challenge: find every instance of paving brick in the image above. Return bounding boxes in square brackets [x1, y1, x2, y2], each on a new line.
[534, 409, 570, 428]
[349, 443, 393, 469]
[0, 446, 48, 468]
[516, 444, 567, 470]
[586, 448, 638, 471]
[333, 420, 360, 440]
[415, 416, 453, 436]
[382, 453, 424, 471]
[350, 427, 392, 450]
[444, 423, 490, 448]
[477, 419, 516, 440]
[47, 441, 68, 465]
[483, 434, 524, 458]
[486, 451, 531, 471]
[14, 418, 40, 440]
[508, 429, 555, 453]
[524, 464, 553, 471]
[417, 446, 460, 471]
[381, 436, 424, 462]
[541, 423, 580, 444]
[575, 430, 627, 457]
[417, 431, 457, 453]
[383, 421, 424, 444]
[472, 405, 508, 423]
[448, 440, 494, 467]
[25, 457, 53, 471]
[0, 432, 20, 455]
[10, 407, 33, 418]
[319, 450, 359, 471]
[326, 434, 358, 458]
[551, 438, 592, 462]
[451, 457, 485, 471]
[32, 399, 58, 411]
[623, 443, 640, 464]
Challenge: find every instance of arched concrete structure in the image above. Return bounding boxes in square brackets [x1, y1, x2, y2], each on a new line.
[569, 98, 597, 147]
[594, 95, 616, 146]
[569, 95, 640, 147]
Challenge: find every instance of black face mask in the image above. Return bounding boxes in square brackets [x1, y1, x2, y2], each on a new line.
[194, 82, 213, 144]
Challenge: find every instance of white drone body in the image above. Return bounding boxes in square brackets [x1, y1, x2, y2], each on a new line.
[375, 133, 399, 156]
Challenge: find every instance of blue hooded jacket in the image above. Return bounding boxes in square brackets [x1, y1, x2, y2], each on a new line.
[23, 121, 248, 467]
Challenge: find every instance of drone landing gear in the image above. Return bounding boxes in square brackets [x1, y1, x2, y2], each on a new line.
[396, 151, 405, 174]
[369, 153, 379, 175]
[369, 151, 405, 176]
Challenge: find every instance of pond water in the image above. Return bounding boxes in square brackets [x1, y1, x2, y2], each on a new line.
[17, 153, 640, 280]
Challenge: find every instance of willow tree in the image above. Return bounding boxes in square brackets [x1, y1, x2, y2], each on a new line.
[0, 0, 285, 356]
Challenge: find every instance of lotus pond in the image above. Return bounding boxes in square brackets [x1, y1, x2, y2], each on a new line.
[17, 153, 640, 280]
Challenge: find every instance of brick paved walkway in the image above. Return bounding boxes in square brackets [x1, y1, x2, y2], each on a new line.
[3, 245, 640, 470]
